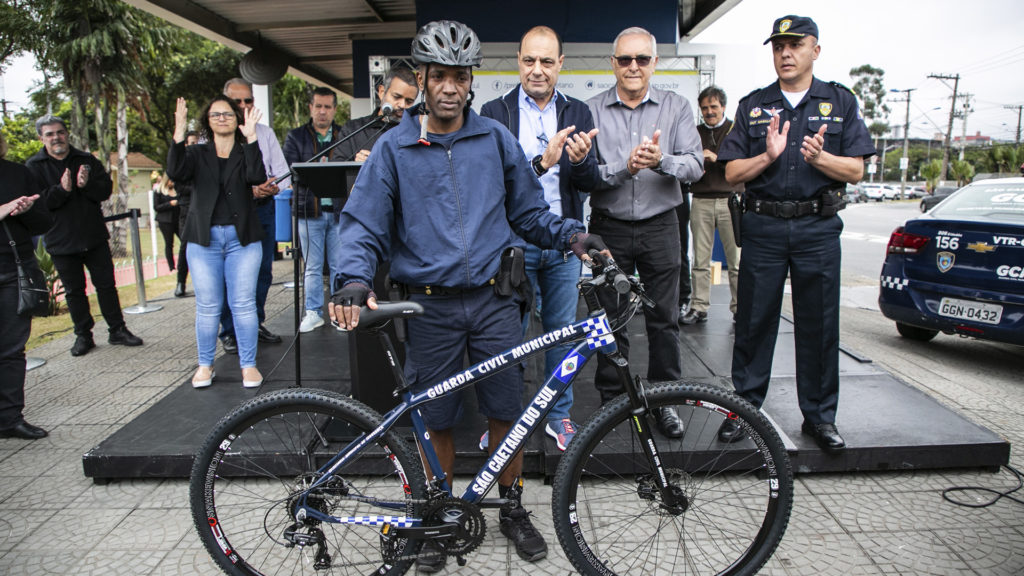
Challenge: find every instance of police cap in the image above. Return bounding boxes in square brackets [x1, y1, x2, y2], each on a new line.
[763, 15, 819, 45]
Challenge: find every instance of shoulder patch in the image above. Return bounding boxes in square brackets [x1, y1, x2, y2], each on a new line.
[829, 81, 856, 96]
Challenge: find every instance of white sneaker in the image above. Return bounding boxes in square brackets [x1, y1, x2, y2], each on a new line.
[299, 310, 325, 333]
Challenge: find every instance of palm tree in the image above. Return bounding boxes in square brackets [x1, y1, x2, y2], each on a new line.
[950, 160, 975, 187]
[919, 159, 942, 192]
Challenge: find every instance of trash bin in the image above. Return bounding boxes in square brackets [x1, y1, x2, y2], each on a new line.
[275, 188, 292, 242]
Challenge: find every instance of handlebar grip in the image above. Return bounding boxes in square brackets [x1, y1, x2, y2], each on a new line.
[588, 249, 631, 295]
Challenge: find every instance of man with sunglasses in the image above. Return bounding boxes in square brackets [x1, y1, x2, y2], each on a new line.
[219, 78, 291, 352]
[586, 27, 703, 438]
[480, 25, 600, 452]
[716, 16, 875, 453]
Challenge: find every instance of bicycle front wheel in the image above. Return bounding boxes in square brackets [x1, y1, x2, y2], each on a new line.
[552, 382, 793, 576]
[189, 388, 426, 576]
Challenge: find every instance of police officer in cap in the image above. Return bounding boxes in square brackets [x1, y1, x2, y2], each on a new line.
[715, 15, 875, 452]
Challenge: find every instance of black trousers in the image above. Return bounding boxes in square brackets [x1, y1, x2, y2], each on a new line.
[51, 242, 126, 337]
[157, 220, 178, 271]
[589, 209, 682, 402]
[176, 212, 189, 284]
[731, 212, 842, 425]
[675, 196, 691, 305]
[0, 275, 32, 429]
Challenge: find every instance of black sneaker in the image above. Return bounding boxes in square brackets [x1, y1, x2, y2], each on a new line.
[108, 326, 143, 346]
[499, 481, 548, 562]
[70, 335, 95, 357]
[416, 540, 446, 573]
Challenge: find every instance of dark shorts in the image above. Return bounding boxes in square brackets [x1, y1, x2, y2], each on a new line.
[405, 287, 524, 430]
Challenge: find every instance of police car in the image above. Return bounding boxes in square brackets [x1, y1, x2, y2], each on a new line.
[878, 177, 1024, 345]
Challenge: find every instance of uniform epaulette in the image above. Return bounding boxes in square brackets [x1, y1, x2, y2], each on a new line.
[740, 86, 763, 102]
[829, 81, 856, 96]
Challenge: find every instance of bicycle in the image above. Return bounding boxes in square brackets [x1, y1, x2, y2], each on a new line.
[189, 252, 793, 575]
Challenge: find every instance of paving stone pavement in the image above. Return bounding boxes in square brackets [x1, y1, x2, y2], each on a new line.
[1, 261, 1022, 575]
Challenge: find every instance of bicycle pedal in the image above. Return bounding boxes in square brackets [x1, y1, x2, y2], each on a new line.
[456, 556, 467, 566]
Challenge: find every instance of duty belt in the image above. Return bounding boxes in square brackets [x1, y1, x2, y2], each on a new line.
[406, 280, 495, 296]
[745, 197, 820, 218]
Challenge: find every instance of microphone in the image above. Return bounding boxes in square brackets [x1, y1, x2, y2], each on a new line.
[380, 102, 394, 123]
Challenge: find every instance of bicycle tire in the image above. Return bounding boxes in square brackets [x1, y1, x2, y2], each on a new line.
[189, 388, 426, 576]
[552, 382, 793, 576]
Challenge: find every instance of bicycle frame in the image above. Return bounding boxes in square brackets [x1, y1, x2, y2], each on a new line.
[293, 310, 618, 527]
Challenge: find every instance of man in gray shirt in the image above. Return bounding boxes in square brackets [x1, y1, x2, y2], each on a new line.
[587, 26, 703, 437]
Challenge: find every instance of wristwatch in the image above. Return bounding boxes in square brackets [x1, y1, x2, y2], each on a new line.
[532, 154, 548, 176]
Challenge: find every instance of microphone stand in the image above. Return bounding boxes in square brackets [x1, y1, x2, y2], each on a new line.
[283, 111, 391, 388]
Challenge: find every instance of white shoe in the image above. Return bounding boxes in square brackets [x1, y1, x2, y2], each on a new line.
[192, 367, 215, 388]
[242, 368, 263, 388]
[299, 310, 325, 333]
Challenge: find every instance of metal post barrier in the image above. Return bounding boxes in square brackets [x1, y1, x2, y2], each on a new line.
[123, 208, 163, 314]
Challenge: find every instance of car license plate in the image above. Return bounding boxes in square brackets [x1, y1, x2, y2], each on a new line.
[938, 297, 1003, 325]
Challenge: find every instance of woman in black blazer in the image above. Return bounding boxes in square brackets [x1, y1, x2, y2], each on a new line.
[167, 95, 267, 389]
[0, 131, 52, 439]
[152, 174, 180, 272]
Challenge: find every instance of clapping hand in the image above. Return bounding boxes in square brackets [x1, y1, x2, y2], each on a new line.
[0, 195, 40, 220]
[565, 127, 599, 164]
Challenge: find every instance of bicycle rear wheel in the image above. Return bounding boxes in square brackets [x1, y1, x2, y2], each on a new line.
[552, 382, 793, 576]
[189, 388, 426, 576]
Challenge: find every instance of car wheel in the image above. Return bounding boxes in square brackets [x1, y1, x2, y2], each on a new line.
[896, 322, 939, 342]
[920, 201, 927, 213]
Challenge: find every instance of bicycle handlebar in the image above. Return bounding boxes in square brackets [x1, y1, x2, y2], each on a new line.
[588, 250, 632, 295]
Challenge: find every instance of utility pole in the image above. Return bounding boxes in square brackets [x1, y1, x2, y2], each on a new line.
[929, 73, 960, 183]
[1005, 104, 1023, 145]
[891, 88, 915, 199]
[957, 93, 973, 161]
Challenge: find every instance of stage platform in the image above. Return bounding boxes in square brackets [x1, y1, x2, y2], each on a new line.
[82, 286, 1010, 481]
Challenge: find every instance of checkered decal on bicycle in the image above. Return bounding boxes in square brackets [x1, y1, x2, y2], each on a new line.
[582, 315, 615, 349]
[341, 515, 416, 528]
[880, 276, 909, 291]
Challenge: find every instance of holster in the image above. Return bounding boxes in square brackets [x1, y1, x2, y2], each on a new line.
[818, 183, 847, 217]
[495, 246, 534, 315]
[728, 192, 745, 248]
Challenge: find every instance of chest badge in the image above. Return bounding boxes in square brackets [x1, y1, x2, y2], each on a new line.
[937, 251, 955, 273]
[750, 107, 762, 118]
[818, 102, 833, 116]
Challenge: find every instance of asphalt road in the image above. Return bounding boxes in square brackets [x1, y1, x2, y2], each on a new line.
[821, 200, 1022, 433]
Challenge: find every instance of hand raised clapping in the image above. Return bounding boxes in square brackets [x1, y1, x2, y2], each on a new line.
[239, 106, 262, 143]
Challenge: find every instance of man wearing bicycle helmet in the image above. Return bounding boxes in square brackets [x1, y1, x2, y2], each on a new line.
[329, 20, 607, 573]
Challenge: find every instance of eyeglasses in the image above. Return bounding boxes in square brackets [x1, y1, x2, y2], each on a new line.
[614, 55, 653, 68]
[208, 112, 236, 120]
[233, 98, 254, 105]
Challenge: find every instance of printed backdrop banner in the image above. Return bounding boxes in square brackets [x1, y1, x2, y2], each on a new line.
[471, 70, 700, 120]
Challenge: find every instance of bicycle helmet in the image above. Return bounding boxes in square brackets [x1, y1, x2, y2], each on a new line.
[411, 20, 482, 67]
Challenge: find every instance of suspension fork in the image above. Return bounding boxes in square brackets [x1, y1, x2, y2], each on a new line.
[581, 282, 684, 509]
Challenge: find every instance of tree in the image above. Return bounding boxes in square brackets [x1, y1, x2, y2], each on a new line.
[950, 159, 975, 187]
[0, 0, 39, 75]
[849, 64, 890, 180]
[920, 159, 942, 192]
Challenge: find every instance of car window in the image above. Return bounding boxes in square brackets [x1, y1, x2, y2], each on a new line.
[930, 183, 1024, 222]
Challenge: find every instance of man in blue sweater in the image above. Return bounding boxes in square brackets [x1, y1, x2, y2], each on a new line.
[329, 20, 606, 573]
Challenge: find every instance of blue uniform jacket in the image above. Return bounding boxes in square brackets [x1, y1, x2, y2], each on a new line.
[479, 87, 600, 222]
[334, 103, 585, 290]
[718, 77, 876, 201]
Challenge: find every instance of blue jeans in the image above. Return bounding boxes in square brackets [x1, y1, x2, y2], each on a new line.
[188, 226, 262, 368]
[221, 200, 275, 335]
[523, 245, 581, 421]
[297, 213, 343, 315]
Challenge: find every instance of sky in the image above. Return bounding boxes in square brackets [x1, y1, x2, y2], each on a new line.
[688, 0, 1024, 142]
[3, 0, 1023, 143]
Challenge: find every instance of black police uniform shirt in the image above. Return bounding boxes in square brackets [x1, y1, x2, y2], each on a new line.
[717, 77, 876, 202]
